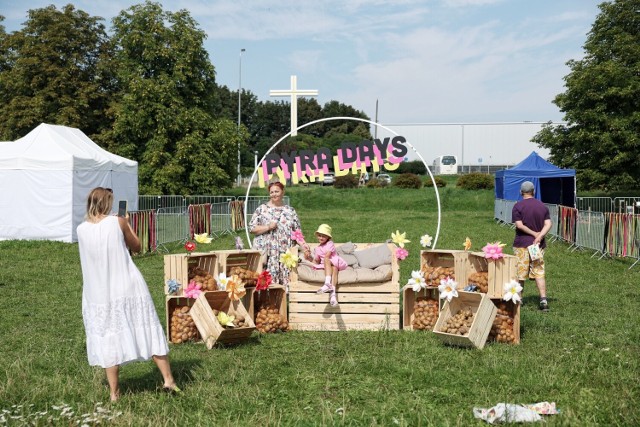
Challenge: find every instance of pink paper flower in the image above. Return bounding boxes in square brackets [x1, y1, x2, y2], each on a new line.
[396, 247, 409, 260]
[291, 229, 306, 245]
[184, 280, 202, 299]
[184, 241, 196, 253]
[482, 241, 506, 260]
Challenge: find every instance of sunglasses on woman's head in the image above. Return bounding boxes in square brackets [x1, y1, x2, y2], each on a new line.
[105, 188, 113, 193]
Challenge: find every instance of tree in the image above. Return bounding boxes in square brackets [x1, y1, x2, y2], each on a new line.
[532, 0, 640, 191]
[101, 1, 242, 194]
[0, 5, 112, 140]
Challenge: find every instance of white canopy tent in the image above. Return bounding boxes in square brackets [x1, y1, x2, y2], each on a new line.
[0, 123, 138, 243]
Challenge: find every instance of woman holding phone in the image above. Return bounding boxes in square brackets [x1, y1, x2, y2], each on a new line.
[77, 187, 180, 401]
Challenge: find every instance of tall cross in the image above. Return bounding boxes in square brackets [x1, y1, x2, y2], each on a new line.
[269, 75, 318, 136]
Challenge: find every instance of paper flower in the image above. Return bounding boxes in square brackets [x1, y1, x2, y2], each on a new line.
[420, 234, 433, 248]
[407, 270, 426, 292]
[280, 250, 299, 269]
[165, 279, 180, 295]
[226, 274, 246, 301]
[291, 229, 306, 245]
[438, 277, 459, 302]
[217, 311, 235, 327]
[464, 237, 472, 251]
[391, 230, 410, 248]
[235, 236, 244, 250]
[503, 280, 523, 304]
[183, 280, 202, 299]
[184, 241, 196, 253]
[482, 241, 506, 260]
[194, 233, 212, 244]
[216, 272, 229, 291]
[396, 247, 409, 260]
[256, 270, 272, 291]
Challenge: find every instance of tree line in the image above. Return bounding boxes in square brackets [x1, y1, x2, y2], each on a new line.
[0, 2, 370, 194]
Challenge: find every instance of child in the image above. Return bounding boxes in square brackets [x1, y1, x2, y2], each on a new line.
[303, 224, 347, 307]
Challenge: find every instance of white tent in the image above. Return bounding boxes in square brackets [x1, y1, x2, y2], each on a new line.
[0, 123, 138, 243]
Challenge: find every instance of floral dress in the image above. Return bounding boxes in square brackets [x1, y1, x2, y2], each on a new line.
[249, 203, 301, 290]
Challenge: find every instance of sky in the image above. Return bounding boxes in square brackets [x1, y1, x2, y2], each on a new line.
[1, 0, 604, 125]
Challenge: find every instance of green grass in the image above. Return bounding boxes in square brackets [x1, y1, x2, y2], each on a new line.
[1, 186, 639, 426]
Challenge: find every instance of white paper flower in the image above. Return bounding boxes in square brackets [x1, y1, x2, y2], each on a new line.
[216, 272, 229, 291]
[420, 234, 433, 248]
[503, 280, 523, 304]
[407, 270, 426, 292]
[438, 276, 459, 302]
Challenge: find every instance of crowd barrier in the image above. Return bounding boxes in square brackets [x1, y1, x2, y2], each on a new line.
[495, 199, 640, 269]
[135, 195, 290, 253]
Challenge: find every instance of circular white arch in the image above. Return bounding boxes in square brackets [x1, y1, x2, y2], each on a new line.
[243, 117, 442, 249]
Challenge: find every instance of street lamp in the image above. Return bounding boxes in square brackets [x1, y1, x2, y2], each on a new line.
[237, 48, 245, 187]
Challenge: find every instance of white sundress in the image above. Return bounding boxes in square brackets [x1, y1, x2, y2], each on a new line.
[77, 216, 168, 368]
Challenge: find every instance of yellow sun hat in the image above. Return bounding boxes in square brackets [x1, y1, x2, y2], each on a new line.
[315, 224, 332, 238]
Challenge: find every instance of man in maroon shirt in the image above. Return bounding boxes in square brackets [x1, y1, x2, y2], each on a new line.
[512, 181, 552, 312]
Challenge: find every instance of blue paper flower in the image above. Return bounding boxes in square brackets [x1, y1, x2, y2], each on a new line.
[166, 279, 180, 295]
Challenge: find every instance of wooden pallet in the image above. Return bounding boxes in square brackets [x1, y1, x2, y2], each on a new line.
[288, 243, 400, 331]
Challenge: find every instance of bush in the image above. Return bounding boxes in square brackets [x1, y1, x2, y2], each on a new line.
[366, 178, 382, 188]
[334, 174, 359, 189]
[396, 160, 427, 175]
[394, 173, 423, 189]
[424, 176, 447, 188]
[456, 173, 494, 190]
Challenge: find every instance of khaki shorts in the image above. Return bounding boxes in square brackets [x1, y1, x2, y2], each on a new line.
[513, 247, 545, 280]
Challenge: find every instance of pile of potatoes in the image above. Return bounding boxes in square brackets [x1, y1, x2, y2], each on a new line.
[170, 305, 199, 343]
[211, 308, 250, 328]
[438, 308, 474, 335]
[230, 266, 259, 286]
[467, 271, 489, 293]
[420, 265, 455, 287]
[490, 302, 516, 343]
[411, 297, 439, 330]
[189, 266, 217, 291]
[255, 303, 288, 333]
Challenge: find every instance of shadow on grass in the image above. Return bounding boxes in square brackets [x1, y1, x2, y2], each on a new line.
[118, 358, 203, 395]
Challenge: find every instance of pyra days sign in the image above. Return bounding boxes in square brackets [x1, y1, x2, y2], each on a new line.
[257, 136, 409, 188]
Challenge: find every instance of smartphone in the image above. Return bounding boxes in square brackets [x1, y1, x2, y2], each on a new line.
[117, 200, 128, 217]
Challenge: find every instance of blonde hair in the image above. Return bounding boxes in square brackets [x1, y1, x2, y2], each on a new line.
[86, 187, 113, 221]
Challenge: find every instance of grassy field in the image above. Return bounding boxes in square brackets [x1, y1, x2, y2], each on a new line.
[1, 184, 639, 426]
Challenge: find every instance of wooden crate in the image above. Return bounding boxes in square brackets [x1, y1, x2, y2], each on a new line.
[189, 291, 256, 349]
[402, 285, 440, 330]
[165, 296, 200, 344]
[433, 291, 497, 349]
[465, 253, 518, 298]
[213, 250, 263, 286]
[488, 298, 521, 344]
[163, 253, 218, 295]
[243, 285, 287, 322]
[420, 250, 468, 287]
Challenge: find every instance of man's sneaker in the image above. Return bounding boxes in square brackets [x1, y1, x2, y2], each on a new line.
[539, 299, 550, 312]
[317, 283, 335, 294]
[330, 292, 339, 307]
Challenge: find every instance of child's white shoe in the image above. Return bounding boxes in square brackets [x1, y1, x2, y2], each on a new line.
[317, 283, 335, 294]
[330, 292, 338, 307]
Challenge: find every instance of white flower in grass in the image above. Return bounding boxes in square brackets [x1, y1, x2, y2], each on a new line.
[503, 280, 523, 304]
[420, 234, 433, 248]
[438, 276, 458, 302]
[217, 272, 229, 291]
[407, 270, 426, 292]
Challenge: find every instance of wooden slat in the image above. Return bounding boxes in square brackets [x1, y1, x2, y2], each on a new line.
[289, 292, 399, 303]
[289, 314, 400, 331]
[290, 282, 398, 293]
[289, 302, 399, 314]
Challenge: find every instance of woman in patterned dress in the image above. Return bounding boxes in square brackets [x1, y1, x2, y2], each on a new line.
[249, 182, 302, 290]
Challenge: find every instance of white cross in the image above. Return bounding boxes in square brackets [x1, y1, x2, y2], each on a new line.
[269, 75, 318, 136]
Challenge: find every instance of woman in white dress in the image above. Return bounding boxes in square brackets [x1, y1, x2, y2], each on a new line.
[77, 187, 180, 401]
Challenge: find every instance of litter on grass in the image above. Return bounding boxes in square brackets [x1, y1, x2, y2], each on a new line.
[473, 401, 559, 424]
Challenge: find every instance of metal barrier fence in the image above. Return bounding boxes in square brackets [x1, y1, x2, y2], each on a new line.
[575, 211, 605, 255]
[156, 206, 188, 250]
[139, 195, 185, 211]
[576, 196, 640, 214]
[495, 198, 640, 268]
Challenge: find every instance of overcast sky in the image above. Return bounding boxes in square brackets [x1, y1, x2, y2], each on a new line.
[2, 0, 603, 124]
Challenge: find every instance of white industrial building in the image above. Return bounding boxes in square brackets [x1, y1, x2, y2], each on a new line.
[374, 122, 563, 171]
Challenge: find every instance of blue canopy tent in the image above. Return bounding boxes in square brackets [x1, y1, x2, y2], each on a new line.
[495, 151, 576, 207]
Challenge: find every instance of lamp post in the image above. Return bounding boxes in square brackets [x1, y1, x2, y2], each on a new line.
[237, 48, 245, 187]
